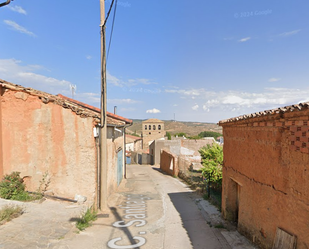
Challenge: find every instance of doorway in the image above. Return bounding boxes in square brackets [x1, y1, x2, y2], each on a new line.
[226, 178, 241, 225]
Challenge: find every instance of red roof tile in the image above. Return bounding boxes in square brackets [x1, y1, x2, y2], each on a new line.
[0, 79, 132, 126]
[219, 101, 309, 125]
[57, 94, 133, 124]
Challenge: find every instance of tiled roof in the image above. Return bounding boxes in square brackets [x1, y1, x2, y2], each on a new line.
[219, 101, 309, 125]
[126, 134, 142, 143]
[0, 79, 132, 126]
[57, 94, 132, 125]
[142, 118, 163, 123]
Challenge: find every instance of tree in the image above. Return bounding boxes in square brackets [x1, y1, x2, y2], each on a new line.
[166, 132, 171, 140]
[198, 131, 222, 140]
[199, 144, 223, 186]
[175, 132, 186, 137]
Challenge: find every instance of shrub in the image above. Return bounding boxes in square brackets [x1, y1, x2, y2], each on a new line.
[0, 172, 41, 201]
[0, 172, 26, 200]
[199, 144, 223, 186]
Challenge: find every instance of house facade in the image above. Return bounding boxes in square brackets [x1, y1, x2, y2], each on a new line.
[150, 138, 215, 165]
[219, 102, 309, 249]
[125, 134, 142, 152]
[0, 79, 132, 206]
[142, 118, 165, 150]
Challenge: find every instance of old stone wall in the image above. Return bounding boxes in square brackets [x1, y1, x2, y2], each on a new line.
[160, 150, 179, 176]
[1, 90, 97, 203]
[221, 111, 309, 249]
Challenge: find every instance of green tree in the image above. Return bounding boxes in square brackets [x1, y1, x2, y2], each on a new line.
[166, 132, 171, 140]
[199, 144, 223, 186]
[198, 131, 222, 140]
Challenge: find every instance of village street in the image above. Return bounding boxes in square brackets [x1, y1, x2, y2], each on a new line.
[0, 164, 255, 249]
[56, 164, 232, 249]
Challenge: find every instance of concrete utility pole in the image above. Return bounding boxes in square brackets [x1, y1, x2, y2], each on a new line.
[99, 0, 108, 211]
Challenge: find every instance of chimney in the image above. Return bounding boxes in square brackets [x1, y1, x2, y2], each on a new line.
[114, 106, 117, 115]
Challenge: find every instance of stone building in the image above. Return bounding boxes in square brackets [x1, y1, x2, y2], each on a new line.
[0, 79, 132, 206]
[219, 102, 309, 249]
[142, 118, 165, 150]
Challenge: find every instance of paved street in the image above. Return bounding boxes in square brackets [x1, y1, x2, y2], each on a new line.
[0, 164, 255, 248]
[56, 164, 231, 249]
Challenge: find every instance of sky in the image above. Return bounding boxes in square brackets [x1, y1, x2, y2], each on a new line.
[0, 0, 308, 123]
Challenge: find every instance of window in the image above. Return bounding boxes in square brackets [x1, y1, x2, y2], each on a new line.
[149, 125, 151, 130]
[158, 125, 161, 130]
[145, 125, 147, 130]
[153, 125, 156, 130]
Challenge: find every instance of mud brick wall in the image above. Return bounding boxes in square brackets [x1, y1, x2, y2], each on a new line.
[160, 150, 179, 177]
[220, 109, 309, 249]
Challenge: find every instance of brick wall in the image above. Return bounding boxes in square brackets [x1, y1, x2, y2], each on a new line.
[220, 110, 309, 249]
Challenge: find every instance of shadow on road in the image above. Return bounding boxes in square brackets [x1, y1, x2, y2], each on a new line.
[168, 192, 218, 249]
[109, 207, 141, 249]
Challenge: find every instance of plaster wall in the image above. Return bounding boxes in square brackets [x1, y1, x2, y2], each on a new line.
[150, 140, 181, 165]
[151, 139, 214, 165]
[160, 150, 179, 176]
[1, 90, 97, 203]
[134, 140, 143, 151]
[107, 128, 124, 198]
[221, 112, 309, 249]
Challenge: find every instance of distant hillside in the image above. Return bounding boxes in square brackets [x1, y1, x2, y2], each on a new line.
[126, 119, 222, 137]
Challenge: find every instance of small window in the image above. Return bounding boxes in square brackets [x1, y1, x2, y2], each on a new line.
[158, 125, 161, 130]
[149, 125, 151, 130]
[149, 132, 151, 135]
[153, 125, 156, 130]
[145, 125, 147, 130]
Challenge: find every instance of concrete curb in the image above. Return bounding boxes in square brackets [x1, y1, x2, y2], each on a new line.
[195, 198, 257, 249]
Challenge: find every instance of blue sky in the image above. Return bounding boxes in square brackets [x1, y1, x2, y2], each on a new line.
[0, 0, 308, 123]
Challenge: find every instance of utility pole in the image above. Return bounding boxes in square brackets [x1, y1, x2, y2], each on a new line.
[99, 0, 108, 212]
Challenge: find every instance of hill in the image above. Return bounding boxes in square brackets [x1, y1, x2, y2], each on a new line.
[126, 119, 222, 137]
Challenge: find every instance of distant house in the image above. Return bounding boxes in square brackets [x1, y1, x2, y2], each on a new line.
[0, 79, 132, 206]
[219, 102, 309, 249]
[150, 137, 215, 165]
[125, 134, 142, 152]
[142, 118, 165, 150]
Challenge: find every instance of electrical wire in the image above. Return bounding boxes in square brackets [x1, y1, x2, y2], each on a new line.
[103, 0, 115, 28]
[107, 0, 118, 61]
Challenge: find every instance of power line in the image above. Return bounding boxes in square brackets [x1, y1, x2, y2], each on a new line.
[103, 0, 115, 28]
[107, 0, 118, 61]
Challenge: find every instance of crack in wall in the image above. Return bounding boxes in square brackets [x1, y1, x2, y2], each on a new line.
[224, 165, 288, 195]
